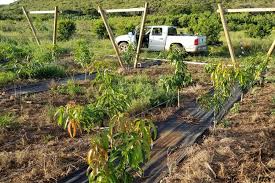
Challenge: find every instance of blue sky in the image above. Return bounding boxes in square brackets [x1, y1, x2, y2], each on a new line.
[0, 0, 17, 5]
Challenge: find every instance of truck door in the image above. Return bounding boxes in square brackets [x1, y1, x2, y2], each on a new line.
[149, 27, 166, 51]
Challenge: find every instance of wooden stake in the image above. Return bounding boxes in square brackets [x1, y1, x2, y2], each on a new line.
[267, 40, 275, 58]
[218, 4, 237, 68]
[134, 2, 148, 68]
[98, 6, 125, 69]
[53, 6, 58, 46]
[22, 6, 41, 46]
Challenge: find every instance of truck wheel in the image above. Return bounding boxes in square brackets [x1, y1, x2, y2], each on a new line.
[118, 42, 129, 52]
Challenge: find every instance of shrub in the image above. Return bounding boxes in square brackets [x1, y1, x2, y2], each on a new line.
[188, 12, 222, 45]
[58, 20, 76, 41]
[94, 21, 114, 39]
[246, 22, 272, 38]
[178, 15, 190, 28]
[83, 8, 100, 18]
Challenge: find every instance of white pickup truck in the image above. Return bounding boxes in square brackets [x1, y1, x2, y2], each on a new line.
[115, 26, 207, 53]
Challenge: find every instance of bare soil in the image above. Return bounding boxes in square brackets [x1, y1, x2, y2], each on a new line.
[163, 83, 275, 183]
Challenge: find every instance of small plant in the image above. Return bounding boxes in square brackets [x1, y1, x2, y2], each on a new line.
[54, 101, 83, 138]
[220, 120, 232, 128]
[87, 114, 156, 182]
[94, 71, 130, 118]
[55, 80, 84, 98]
[230, 103, 240, 114]
[121, 44, 136, 66]
[199, 63, 235, 113]
[0, 113, 16, 129]
[58, 20, 76, 41]
[74, 40, 94, 79]
[161, 49, 192, 107]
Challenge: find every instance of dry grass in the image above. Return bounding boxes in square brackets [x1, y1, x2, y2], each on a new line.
[0, 137, 89, 183]
[163, 83, 275, 183]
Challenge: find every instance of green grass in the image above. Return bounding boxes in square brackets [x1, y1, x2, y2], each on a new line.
[0, 15, 274, 87]
[0, 71, 16, 86]
[53, 79, 84, 98]
[0, 113, 17, 129]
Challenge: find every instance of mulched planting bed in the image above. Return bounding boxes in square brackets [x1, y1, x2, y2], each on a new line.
[0, 64, 210, 183]
[163, 83, 275, 183]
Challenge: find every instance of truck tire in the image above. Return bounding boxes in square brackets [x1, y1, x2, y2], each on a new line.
[118, 42, 129, 52]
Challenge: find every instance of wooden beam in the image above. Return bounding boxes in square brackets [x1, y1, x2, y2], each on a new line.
[267, 40, 275, 58]
[22, 6, 41, 46]
[29, 10, 55, 14]
[134, 2, 148, 68]
[218, 4, 237, 68]
[217, 7, 275, 13]
[53, 6, 58, 45]
[98, 6, 125, 69]
[104, 8, 145, 13]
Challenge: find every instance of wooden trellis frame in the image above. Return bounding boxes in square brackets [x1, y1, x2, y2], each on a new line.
[217, 4, 275, 67]
[98, 2, 148, 69]
[22, 6, 59, 46]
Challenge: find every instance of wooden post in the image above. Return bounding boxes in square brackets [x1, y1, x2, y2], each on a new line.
[267, 40, 275, 58]
[134, 2, 148, 68]
[98, 6, 125, 70]
[218, 4, 237, 68]
[22, 6, 41, 46]
[53, 6, 58, 46]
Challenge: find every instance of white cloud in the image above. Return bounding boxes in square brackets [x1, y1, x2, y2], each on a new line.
[0, 0, 17, 5]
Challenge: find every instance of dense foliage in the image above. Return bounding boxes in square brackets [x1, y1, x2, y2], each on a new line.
[0, 40, 66, 84]
[188, 12, 222, 44]
[58, 20, 76, 40]
[87, 115, 156, 182]
[199, 54, 269, 114]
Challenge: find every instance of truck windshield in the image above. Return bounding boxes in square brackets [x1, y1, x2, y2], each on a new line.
[168, 27, 177, 35]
